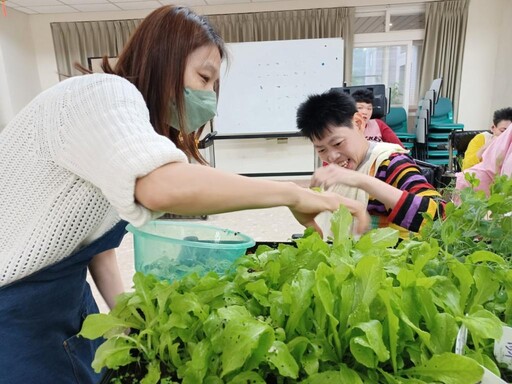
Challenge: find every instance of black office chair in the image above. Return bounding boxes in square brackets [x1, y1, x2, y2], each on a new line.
[414, 159, 444, 189]
[447, 130, 481, 173]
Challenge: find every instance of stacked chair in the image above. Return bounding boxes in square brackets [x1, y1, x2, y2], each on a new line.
[414, 78, 465, 166]
[425, 97, 465, 165]
[414, 98, 431, 161]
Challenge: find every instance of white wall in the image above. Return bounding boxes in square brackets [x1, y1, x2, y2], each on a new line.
[458, 0, 512, 131]
[0, 8, 41, 130]
[491, 0, 512, 114]
[0, 36, 12, 130]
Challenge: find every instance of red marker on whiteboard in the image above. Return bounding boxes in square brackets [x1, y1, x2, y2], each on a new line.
[2, 0, 7, 16]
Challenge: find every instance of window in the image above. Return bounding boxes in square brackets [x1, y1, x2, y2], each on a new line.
[352, 5, 425, 111]
[355, 15, 386, 34]
[353, 41, 422, 108]
[390, 13, 425, 31]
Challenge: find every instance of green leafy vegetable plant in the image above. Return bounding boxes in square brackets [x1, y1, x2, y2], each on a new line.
[421, 175, 512, 261]
[80, 177, 512, 383]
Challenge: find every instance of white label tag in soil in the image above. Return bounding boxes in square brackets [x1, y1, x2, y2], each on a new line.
[478, 366, 508, 384]
[455, 324, 468, 355]
[494, 325, 512, 370]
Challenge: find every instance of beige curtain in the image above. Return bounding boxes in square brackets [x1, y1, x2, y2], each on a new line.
[51, 19, 142, 80]
[418, 0, 469, 118]
[208, 7, 354, 84]
[51, 8, 354, 83]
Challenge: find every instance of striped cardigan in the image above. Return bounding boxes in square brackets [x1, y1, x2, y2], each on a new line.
[368, 153, 446, 236]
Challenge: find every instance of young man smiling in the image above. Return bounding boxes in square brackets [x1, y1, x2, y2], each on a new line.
[297, 89, 446, 237]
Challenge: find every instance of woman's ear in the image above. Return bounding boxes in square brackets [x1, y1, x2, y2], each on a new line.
[353, 112, 366, 134]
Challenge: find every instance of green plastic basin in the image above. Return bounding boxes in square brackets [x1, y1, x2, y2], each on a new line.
[126, 220, 255, 281]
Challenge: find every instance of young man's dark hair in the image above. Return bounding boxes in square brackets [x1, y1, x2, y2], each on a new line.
[296, 89, 357, 141]
[351, 89, 374, 104]
[493, 107, 512, 126]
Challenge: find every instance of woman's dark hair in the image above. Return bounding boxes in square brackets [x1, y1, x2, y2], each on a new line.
[493, 107, 512, 126]
[79, 6, 226, 164]
[296, 89, 357, 141]
[351, 89, 374, 104]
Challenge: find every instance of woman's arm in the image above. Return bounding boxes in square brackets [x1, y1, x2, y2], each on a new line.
[462, 133, 485, 170]
[135, 162, 371, 234]
[88, 249, 125, 310]
[377, 119, 404, 147]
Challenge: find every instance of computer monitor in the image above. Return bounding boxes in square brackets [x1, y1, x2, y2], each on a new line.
[330, 84, 388, 119]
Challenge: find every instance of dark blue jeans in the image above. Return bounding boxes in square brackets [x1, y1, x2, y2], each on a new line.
[0, 220, 127, 384]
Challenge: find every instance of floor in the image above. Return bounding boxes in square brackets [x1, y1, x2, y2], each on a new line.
[88, 179, 310, 313]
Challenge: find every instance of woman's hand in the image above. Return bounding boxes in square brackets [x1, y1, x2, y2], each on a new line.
[310, 163, 403, 212]
[88, 249, 125, 310]
[288, 187, 370, 235]
[310, 164, 366, 189]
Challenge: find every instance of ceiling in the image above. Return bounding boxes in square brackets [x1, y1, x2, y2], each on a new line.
[3, 0, 429, 16]
[4, 0, 282, 15]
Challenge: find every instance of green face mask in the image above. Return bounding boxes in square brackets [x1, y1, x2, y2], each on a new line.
[169, 88, 217, 134]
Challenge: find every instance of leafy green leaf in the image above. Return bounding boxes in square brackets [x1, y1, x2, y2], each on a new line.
[339, 363, 364, 383]
[446, 258, 474, 314]
[470, 266, 501, 311]
[429, 313, 458, 354]
[265, 340, 299, 378]
[430, 278, 463, 317]
[354, 255, 384, 306]
[458, 309, 503, 341]
[215, 307, 275, 377]
[402, 353, 483, 384]
[141, 361, 161, 384]
[79, 313, 133, 339]
[284, 269, 315, 336]
[91, 336, 138, 372]
[179, 339, 212, 384]
[467, 250, 507, 265]
[349, 320, 390, 368]
[355, 227, 399, 252]
[300, 370, 345, 383]
[330, 205, 353, 247]
[226, 371, 266, 384]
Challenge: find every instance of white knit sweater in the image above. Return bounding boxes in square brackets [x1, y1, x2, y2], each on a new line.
[0, 74, 187, 286]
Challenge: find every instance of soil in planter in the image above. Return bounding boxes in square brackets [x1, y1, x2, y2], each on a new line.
[99, 362, 178, 384]
[99, 364, 281, 384]
[499, 365, 512, 383]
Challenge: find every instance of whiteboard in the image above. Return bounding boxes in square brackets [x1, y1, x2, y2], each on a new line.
[214, 38, 344, 136]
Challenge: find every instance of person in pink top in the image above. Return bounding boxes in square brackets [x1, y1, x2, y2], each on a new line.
[455, 122, 512, 195]
[351, 89, 404, 147]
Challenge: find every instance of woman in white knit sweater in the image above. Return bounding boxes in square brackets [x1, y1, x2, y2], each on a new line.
[0, 5, 369, 383]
